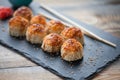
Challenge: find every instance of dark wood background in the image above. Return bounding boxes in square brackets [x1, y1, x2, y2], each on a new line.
[0, 0, 120, 80]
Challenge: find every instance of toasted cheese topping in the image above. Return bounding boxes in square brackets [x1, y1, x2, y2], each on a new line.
[13, 6, 32, 21]
[43, 33, 63, 46]
[61, 27, 83, 39]
[47, 20, 65, 34]
[30, 15, 46, 25]
[27, 24, 46, 34]
[61, 39, 83, 60]
[62, 39, 83, 52]
[9, 16, 29, 28]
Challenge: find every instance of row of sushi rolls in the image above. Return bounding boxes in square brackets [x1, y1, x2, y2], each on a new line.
[9, 6, 84, 62]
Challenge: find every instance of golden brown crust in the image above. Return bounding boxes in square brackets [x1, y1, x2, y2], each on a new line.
[46, 20, 65, 34]
[27, 24, 45, 34]
[61, 39, 83, 61]
[41, 33, 63, 53]
[9, 16, 29, 28]
[26, 24, 47, 44]
[62, 39, 83, 53]
[9, 16, 29, 37]
[43, 33, 63, 46]
[13, 6, 32, 21]
[61, 27, 83, 39]
[30, 15, 46, 25]
[60, 27, 84, 45]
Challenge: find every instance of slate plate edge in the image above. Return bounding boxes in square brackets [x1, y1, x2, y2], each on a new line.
[0, 39, 74, 80]
[0, 32, 120, 80]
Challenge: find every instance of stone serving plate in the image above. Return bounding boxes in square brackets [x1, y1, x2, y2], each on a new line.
[0, 0, 120, 80]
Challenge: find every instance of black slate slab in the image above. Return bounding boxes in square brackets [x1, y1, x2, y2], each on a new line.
[0, 0, 120, 80]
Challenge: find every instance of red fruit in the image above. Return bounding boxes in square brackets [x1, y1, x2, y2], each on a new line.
[0, 6, 13, 20]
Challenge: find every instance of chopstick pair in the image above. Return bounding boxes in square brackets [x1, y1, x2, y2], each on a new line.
[39, 4, 116, 47]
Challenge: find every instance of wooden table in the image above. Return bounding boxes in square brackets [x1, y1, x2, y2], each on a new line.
[0, 0, 120, 80]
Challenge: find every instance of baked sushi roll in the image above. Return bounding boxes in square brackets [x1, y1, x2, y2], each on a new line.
[13, 6, 32, 21]
[26, 24, 47, 44]
[30, 15, 46, 25]
[61, 39, 83, 61]
[9, 16, 29, 37]
[46, 20, 65, 34]
[61, 27, 84, 45]
[41, 33, 63, 54]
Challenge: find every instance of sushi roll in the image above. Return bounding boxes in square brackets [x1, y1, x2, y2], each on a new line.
[9, 16, 29, 37]
[26, 24, 47, 44]
[41, 33, 63, 54]
[61, 39, 83, 61]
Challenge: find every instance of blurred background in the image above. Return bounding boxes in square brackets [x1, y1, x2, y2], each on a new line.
[0, 0, 120, 80]
[35, 0, 120, 38]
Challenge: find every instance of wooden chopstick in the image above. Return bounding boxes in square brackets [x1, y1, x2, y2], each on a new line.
[40, 4, 116, 47]
[39, 13, 72, 26]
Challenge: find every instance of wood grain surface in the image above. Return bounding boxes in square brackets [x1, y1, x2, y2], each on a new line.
[0, 0, 120, 80]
